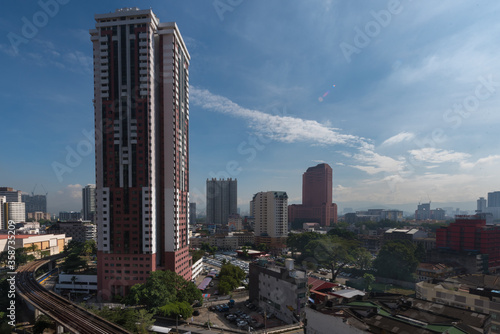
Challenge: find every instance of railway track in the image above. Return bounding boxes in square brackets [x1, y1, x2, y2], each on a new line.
[15, 256, 132, 334]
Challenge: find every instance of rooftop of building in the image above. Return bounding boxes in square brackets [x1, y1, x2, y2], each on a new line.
[309, 295, 487, 334]
[445, 274, 500, 290]
[250, 260, 306, 280]
[385, 228, 421, 234]
[417, 263, 453, 271]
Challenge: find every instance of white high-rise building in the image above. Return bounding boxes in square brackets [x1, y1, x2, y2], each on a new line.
[91, 7, 191, 300]
[253, 191, 288, 238]
[477, 197, 487, 213]
[7, 202, 26, 223]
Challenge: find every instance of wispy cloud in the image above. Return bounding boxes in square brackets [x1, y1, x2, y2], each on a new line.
[351, 143, 405, 175]
[191, 87, 364, 146]
[460, 155, 500, 170]
[382, 132, 415, 146]
[409, 148, 470, 164]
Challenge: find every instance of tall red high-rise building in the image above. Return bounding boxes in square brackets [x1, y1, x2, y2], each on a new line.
[289, 163, 337, 227]
[91, 8, 191, 300]
[436, 214, 500, 273]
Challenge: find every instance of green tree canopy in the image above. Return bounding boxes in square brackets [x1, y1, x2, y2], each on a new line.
[61, 252, 87, 273]
[158, 301, 193, 319]
[363, 273, 375, 291]
[218, 263, 246, 295]
[327, 228, 358, 240]
[373, 240, 419, 281]
[301, 236, 360, 280]
[125, 271, 202, 312]
[82, 239, 97, 257]
[287, 232, 323, 258]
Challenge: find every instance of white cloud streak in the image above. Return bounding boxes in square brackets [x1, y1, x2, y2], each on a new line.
[409, 148, 470, 164]
[382, 132, 415, 146]
[191, 87, 363, 146]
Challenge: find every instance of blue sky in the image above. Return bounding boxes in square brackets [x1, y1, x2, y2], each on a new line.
[1, 0, 500, 215]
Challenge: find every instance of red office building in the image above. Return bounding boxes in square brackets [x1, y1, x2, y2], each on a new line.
[288, 163, 337, 227]
[91, 8, 191, 300]
[436, 214, 500, 273]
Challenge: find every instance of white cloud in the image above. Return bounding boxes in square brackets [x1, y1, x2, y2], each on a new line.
[460, 155, 500, 170]
[351, 143, 406, 175]
[381, 132, 415, 146]
[191, 87, 364, 147]
[409, 148, 470, 164]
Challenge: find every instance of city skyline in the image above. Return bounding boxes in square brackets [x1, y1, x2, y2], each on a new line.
[2, 1, 500, 215]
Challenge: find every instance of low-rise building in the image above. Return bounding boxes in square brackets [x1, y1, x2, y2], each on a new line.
[0, 233, 71, 256]
[55, 274, 97, 294]
[384, 228, 428, 242]
[27, 211, 51, 221]
[417, 274, 500, 333]
[416, 263, 454, 282]
[306, 295, 490, 334]
[249, 259, 307, 324]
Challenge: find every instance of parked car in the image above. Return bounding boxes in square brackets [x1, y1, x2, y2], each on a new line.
[237, 320, 248, 327]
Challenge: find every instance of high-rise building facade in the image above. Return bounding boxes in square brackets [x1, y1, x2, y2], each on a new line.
[288, 163, 337, 227]
[488, 191, 500, 208]
[22, 194, 48, 216]
[0, 187, 22, 203]
[206, 178, 237, 225]
[189, 202, 196, 225]
[477, 197, 487, 212]
[82, 184, 96, 221]
[253, 191, 288, 252]
[6, 202, 26, 223]
[91, 7, 191, 300]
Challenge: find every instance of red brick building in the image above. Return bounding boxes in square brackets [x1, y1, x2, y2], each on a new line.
[436, 214, 500, 273]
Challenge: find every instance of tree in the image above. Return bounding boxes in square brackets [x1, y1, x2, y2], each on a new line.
[61, 253, 86, 273]
[125, 271, 202, 312]
[353, 248, 372, 271]
[287, 232, 323, 259]
[158, 301, 193, 319]
[218, 263, 246, 294]
[190, 249, 205, 263]
[33, 315, 55, 334]
[257, 243, 269, 252]
[415, 242, 426, 262]
[135, 309, 155, 334]
[327, 228, 357, 240]
[241, 246, 249, 258]
[82, 240, 97, 257]
[301, 236, 359, 280]
[373, 240, 419, 281]
[94, 307, 155, 333]
[201, 242, 217, 255]
[363, 273, 375, 291]
[14, 248, 36, 267]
